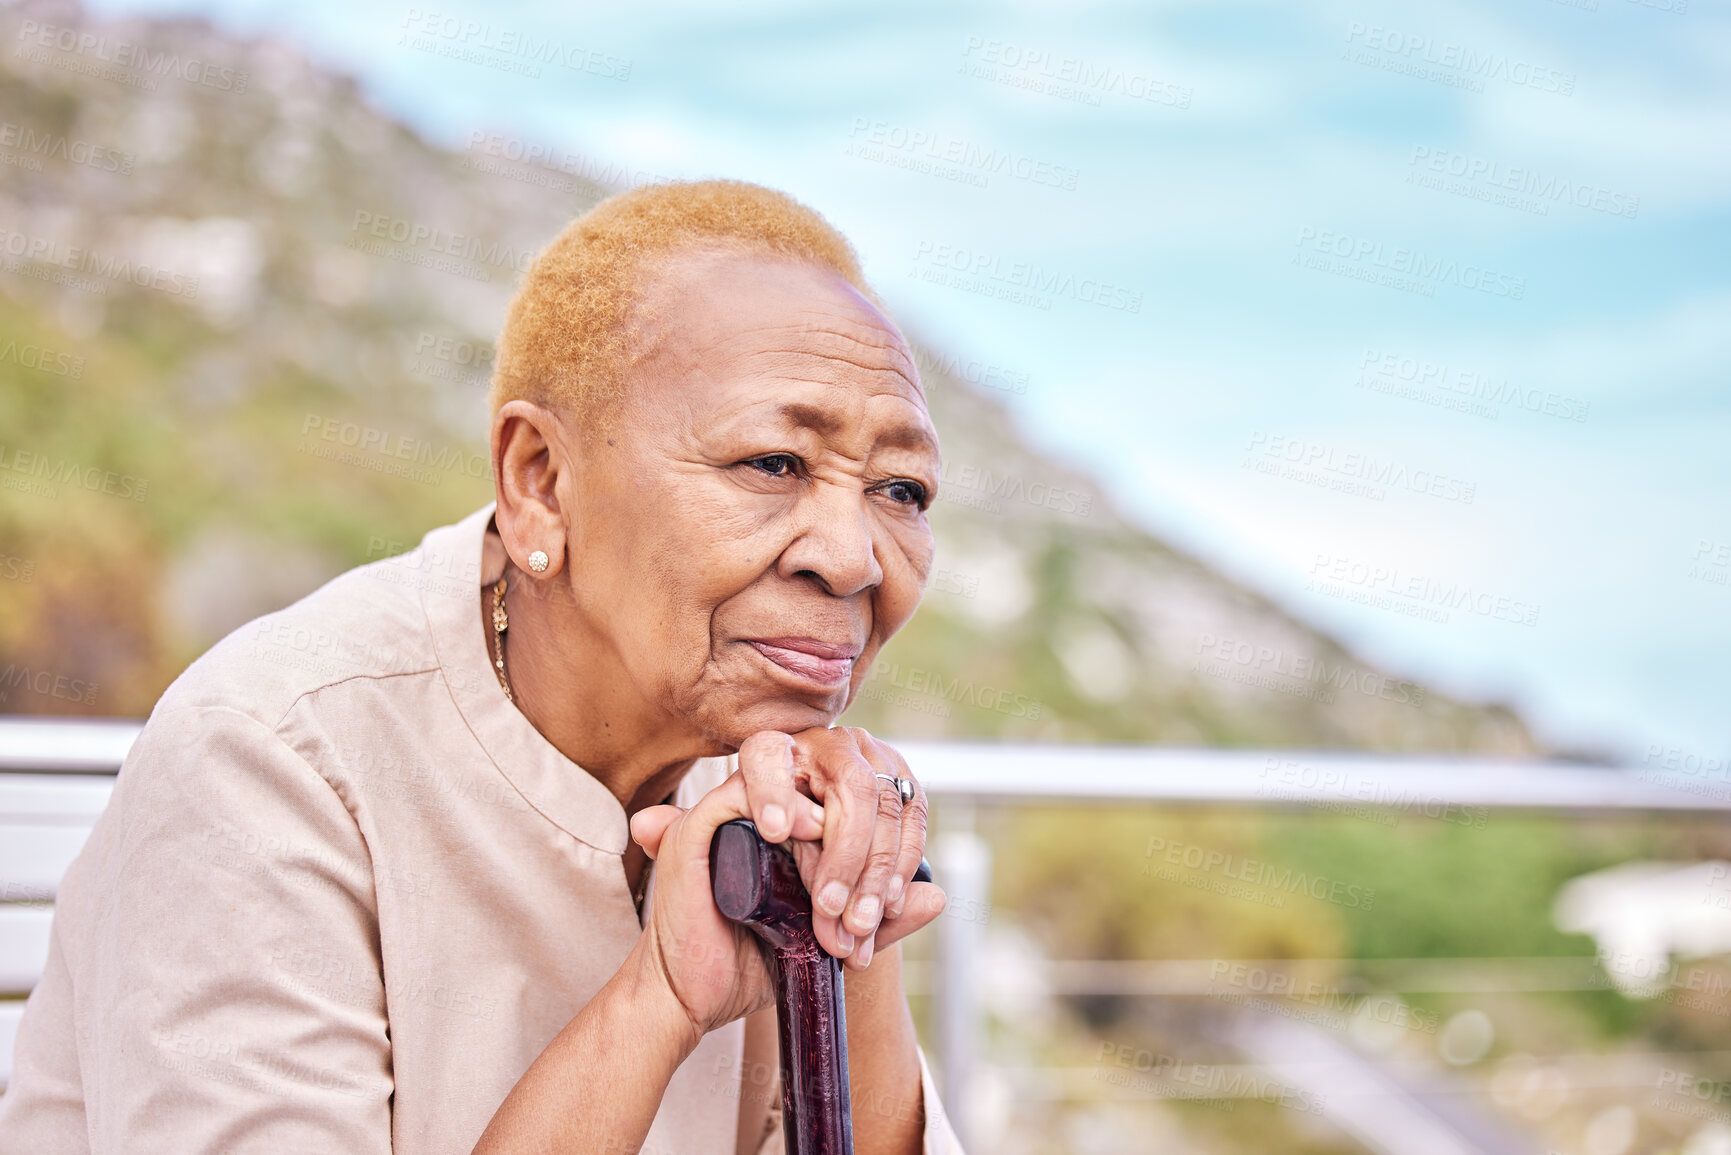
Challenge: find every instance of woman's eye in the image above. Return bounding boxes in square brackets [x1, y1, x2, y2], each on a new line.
[750, 454, 800, 477]
[881, 479, 929, 508]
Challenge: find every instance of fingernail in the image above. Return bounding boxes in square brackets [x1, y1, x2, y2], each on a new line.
[818, 882, 850, 916]
[837, 928, 855, 953]
[856, 936, 874, 967]
[887, 878, 905, 907]
[854, 894, 881, 927]
[761, 803, 787, 839]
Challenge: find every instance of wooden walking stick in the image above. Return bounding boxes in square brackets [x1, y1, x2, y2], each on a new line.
[712, 818, 854, 1155]
[710, 819, 934, 1155]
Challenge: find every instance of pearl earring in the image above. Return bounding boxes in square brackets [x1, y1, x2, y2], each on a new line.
[527, 550, 549, 573]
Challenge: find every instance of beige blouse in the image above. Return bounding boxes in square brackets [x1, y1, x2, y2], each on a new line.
[0, 504, 960, 1153]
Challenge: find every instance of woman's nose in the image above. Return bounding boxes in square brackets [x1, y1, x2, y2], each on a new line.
[779, 484, 884, 598]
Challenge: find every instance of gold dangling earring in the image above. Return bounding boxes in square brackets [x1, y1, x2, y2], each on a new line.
[490, 575, 512, 703]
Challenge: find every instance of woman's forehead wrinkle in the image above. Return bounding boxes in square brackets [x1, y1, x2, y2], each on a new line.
[764, 298, 920, 382]
[694, 331, 926, 432]
[647, 263, 919, 390]
[741, 348, 921, 399]
[726, 313, 913, 370]
[643, 267, 930, 441]
[806, 320, 918, 383]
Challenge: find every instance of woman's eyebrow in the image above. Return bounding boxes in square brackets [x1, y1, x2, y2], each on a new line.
[876, 424, 939, 456]
[776, 402, 844, 438]
[773, 403, 938, 457]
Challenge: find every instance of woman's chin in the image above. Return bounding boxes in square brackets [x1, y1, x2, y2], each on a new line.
[699, 697, 844, 750]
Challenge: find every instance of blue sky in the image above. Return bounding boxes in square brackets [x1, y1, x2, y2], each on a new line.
[92, 0, 1731, 763]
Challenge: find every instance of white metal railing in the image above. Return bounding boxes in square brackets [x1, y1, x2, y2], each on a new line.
[3, 716, 1727, 1148]
[6, 718, 1724, 808]
[0, 717, 143, 773]
[888, 739, 1730, 1150]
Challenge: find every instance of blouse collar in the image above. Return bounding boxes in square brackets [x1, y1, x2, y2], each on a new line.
[416, 504, 632, 856]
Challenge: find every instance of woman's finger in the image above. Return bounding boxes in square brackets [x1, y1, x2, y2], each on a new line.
[888, 782, 928, 919]
[737, 730, 824, 844]
[792, 729, 880, 960]
[842, 730, 915, 943]
[867, 882, 947, 953]
[853, 733, 927, 919]
[663, 771, 757, 863]
[629, 804, 685, 860]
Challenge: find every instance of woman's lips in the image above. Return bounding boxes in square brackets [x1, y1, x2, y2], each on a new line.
[745, 638, 859, 688]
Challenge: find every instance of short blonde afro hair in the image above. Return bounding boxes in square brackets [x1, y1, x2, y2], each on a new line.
[490, 179, 875, 428]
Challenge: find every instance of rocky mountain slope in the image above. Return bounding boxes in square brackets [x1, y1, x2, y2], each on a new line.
[0, 0, 1537, 753]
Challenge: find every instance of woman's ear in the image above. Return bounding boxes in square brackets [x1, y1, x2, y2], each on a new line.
[492, 399, 571, 581]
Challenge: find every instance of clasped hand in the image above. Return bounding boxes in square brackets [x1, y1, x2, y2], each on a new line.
[626, 727, 947, 1038]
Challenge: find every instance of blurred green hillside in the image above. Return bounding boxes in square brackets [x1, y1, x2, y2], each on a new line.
[0, 3, 1539, 757]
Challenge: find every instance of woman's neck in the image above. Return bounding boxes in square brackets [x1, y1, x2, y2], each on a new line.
[493, 573, 710, 813]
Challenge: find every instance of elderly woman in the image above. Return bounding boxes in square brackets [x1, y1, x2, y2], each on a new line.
[0, 181, 963, 1153]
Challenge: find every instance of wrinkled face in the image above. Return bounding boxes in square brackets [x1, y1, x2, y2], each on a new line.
[565, 249, 940, 747]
